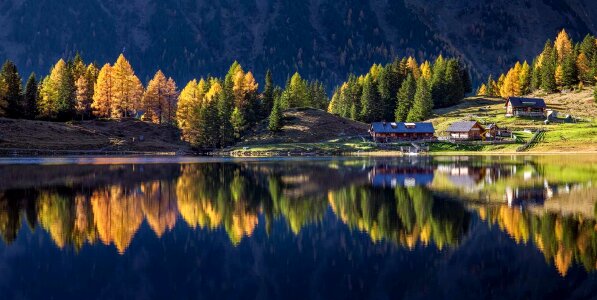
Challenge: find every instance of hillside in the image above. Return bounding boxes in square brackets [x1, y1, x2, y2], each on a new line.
[429, 89, 597, 152]
[239, 108, 369, 145]
[0, 118, 192, 154]
[0, 0, 595, 86]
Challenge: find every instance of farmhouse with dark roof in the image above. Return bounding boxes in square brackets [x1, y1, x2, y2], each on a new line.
[369, 122, 435, 142]
[446, 121, 485, 140]
[505, 97, 546, 117]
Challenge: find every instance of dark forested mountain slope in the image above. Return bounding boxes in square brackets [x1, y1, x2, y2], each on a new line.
[0, 0, 595, 86]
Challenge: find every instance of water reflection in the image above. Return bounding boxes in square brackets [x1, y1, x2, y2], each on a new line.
[0, 155, 596, 279]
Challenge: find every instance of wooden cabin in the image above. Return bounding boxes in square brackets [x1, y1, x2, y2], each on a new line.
[505, 97, 546, 117]
[369, 122, 435, 142]
[446, 121, 484, 140]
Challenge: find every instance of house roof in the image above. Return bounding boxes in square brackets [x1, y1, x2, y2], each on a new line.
[506, 97, 546, 108]
[446, 121, 483, 133]
[370, 122, 435, 134]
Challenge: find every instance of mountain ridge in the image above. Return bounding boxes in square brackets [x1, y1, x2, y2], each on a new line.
[0, 0, 595, 87]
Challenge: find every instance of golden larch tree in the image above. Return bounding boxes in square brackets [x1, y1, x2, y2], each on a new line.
[111, 54, 144, 118]
[555, 29, 573, 63]
[176, 79, 200, 139]
[420, 61, 432, 80]
[75, 75, 90, 119]
[92, 64, 114, 118]
[162, 77, 179, 125]
[406, 57, 421, 79]
[142, 70, 171, 124]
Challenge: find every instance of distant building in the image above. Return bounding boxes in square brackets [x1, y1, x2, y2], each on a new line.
[446, 121, 484, 140]
[486, 124, 511, 139]
[505, 97, 546, 117]
[369, 122, 435, 142]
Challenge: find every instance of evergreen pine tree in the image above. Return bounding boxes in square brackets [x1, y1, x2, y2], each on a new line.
[219, 62, 240, 147]
[262, 70, 274, 117]
[0, 60, 23, 118]
[23, 73, 38, 119]
[377, 66, 394, 121]
[445, 59, 464, 106]
[580, 34, 597, 62]
[395, 74, 416, 122]
[406, 78, 433, 122]
[541, 41, 557, 93]
[430, 55, 447, 107]
[531, 58, 542, 91]
[359, 74, 381, 122]
[230, 107, 246, 139]
[268, 96, 283, 132]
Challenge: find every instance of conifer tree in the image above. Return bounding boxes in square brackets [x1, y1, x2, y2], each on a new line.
[445, 59, 464, 106]
[308, 81, 328, 110]
[232, 69, 258, 125]
[111, 54, 144, 118]
[459, 63, 473, 95]
[0, 60, 23, 118]
[555, 29, 573, 64]
[218, 62, 240, 147]
[75, 75, 90, 119]
[38, 59, 75, 120]
[69, 53, 87, 82]
[140, 72, 176, 124]
[477, 84, 487, 96]
[23, 73, 38, 119]
[395, 74, 416, 122]
[230, 107, 246, 139]
[142, 70, 169, 124]
[577, 52, 593, 84]
[519, 61, 532, 95]
[268, 96, 283, 132]
[420, 61, 432, 80]
[580, 34, 597, 57]
[177, 79, 201, 142]
[406, 57, 421, 79]
[280, 72, 308, 109]
[92, 64, 113, 118]
[500, 62, 521, 97]
[531, 58, 542, 91]
[561, 51, 577, 88]
[541, 41, 557, 93]
[163, 77, 179, 125]
[262, 70, 274, 117]
[430, 55, 447, 107]
[202, 82, 221, 148]
[486, 75, 496, 97]
[359, 74, 381, 122]
[377, 67, 394, 120]
[406, 78, 433, 122]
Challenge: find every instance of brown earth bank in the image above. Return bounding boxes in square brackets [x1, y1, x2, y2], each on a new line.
[239, 107, 369, 145]
[0, 118, 193, 155]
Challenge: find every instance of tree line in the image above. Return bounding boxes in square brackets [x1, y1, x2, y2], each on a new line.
[478, 29, 597, 101]
[0, 53, 470, 149]
[0, 54, 330, 149]
[328, 55, 472, 123]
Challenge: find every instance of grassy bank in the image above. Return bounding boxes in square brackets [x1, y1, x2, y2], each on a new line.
[231, 93, 597, 156]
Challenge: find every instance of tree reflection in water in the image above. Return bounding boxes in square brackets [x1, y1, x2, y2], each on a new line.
[0, 156, 595, 278]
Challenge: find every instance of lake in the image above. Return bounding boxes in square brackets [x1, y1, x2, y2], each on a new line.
[0, 155, 596, 299]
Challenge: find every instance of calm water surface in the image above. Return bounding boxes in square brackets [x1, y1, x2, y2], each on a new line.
[0, 155, 596, 299]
